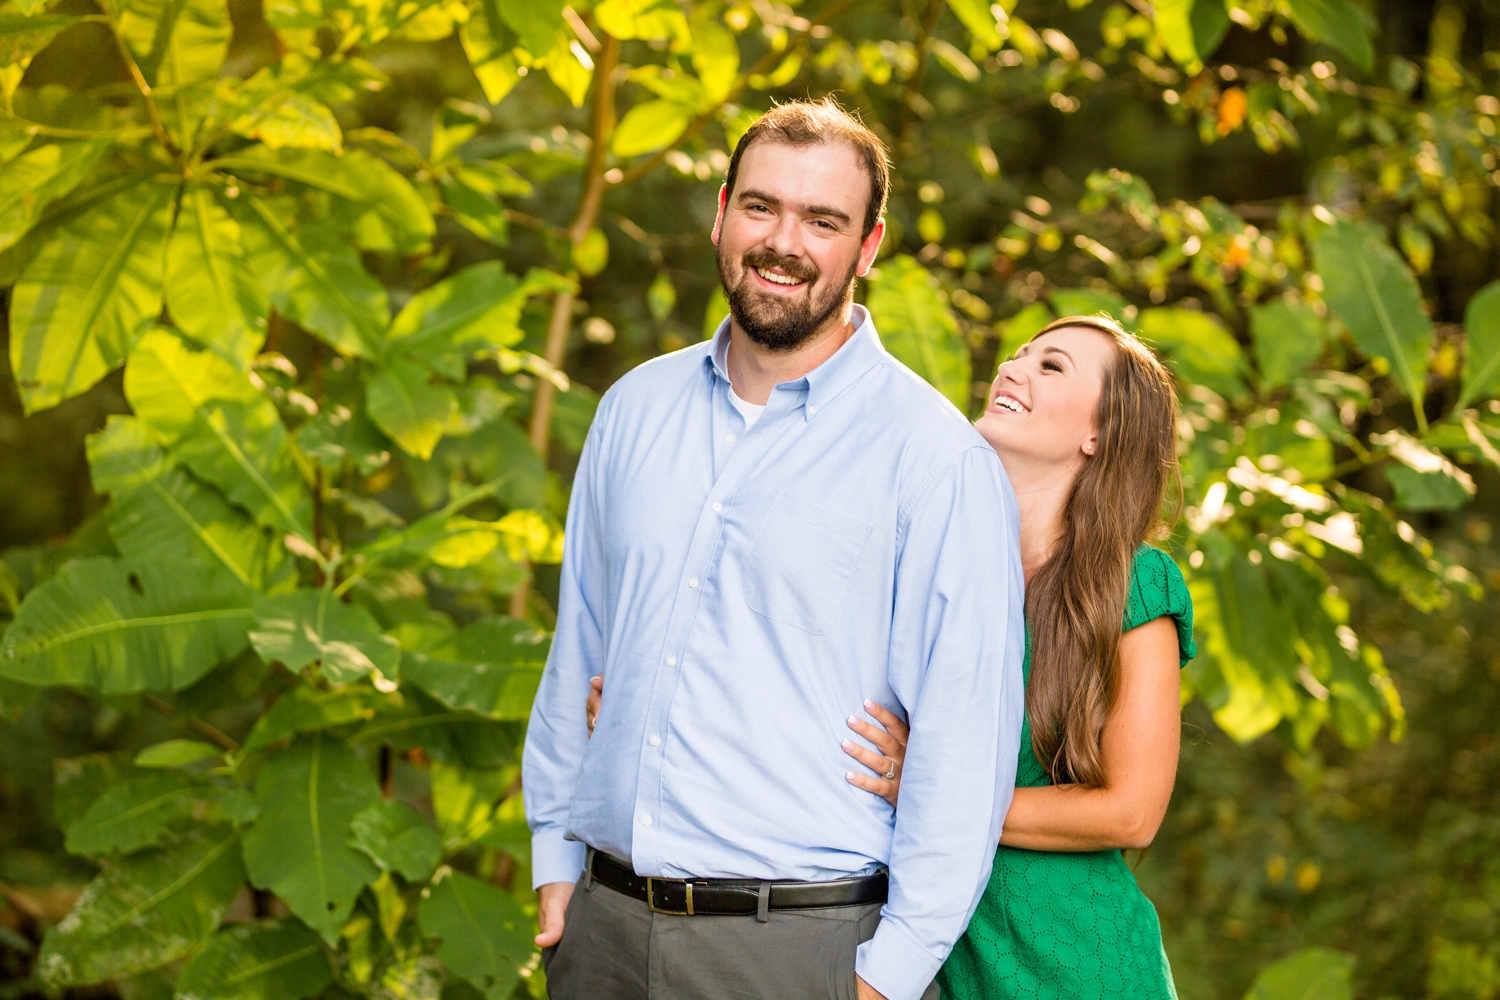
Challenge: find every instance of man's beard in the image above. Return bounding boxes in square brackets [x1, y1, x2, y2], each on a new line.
[717, 246, 859, 353]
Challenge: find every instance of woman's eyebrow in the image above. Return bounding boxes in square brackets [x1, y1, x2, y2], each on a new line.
[1041, 345, 1075, 364]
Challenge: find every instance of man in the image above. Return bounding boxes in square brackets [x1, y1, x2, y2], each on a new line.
[523, 98, 1025, 1000]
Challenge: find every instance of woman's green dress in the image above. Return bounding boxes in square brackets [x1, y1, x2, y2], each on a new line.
[938, 545, 1197, 1000]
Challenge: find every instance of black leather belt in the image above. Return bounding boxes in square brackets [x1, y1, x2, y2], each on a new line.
[587, 848, 888, 916]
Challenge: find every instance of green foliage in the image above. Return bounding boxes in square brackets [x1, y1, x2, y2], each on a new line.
[0, 0, 1496, 995]
[1243, 947, 1354, 1000]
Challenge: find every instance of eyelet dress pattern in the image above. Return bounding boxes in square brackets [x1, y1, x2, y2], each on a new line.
[938, 546, 1197, 1000]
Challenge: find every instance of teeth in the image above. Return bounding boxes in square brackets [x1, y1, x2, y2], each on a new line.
[996, 398, 1023, 412]
[755, 267, 803, 286]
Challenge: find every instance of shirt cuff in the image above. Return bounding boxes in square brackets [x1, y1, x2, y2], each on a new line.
[531, 831, 587, 889]
[854, 919, 943, 1000]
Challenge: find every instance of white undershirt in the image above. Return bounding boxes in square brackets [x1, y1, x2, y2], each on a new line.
[728, 387, 766, 429]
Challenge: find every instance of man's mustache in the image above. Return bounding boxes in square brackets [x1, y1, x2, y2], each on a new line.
[740, 248, 819, 284]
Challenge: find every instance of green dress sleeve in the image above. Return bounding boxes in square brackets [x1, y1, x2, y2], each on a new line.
[1123, 545, 1197, 666]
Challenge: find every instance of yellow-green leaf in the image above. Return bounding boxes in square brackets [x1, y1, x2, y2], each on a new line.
[866, 255, 971, 410]
[165, 187, 268, 369]
[613, 99, 693, 158]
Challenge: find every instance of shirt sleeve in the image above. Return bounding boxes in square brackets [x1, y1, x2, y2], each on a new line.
[855, 446, 1027, 1000]
[522, 396, 612, 888]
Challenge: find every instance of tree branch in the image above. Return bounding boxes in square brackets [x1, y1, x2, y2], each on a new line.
[142, 692, 242, 754]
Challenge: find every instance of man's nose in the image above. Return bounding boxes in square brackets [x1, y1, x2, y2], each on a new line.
[762, 212, 804, 259]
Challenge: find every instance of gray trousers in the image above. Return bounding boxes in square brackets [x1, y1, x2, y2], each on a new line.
[543, 871, 941, 1000]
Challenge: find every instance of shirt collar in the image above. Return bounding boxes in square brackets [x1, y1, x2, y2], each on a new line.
[704, 304, 886, 417]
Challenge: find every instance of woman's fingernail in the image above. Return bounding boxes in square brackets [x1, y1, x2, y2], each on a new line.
[846, 772, 856, 781]
[863, 699, 876, 710]
[842, 739, 855, 750]
[848, 715, 860, 726]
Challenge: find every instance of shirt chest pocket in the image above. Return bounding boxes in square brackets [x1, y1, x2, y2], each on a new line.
[742, 491, 874, 635]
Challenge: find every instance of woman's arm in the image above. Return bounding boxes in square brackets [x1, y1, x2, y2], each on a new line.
[997, 616, 1181, 851]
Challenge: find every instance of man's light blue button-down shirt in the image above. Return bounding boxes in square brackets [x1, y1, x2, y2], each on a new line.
[523, 306, 1026, 1000]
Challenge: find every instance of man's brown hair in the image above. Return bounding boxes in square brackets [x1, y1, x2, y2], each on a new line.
[723, 97, 891, 239]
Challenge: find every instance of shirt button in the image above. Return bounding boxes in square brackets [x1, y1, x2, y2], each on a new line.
[642, 814, 652, 826]
[666, 656, 677, 666]
[726, 434, 736, 443]
[650, 734, 661, 746]
[808, 404, 818, 415]
[688, 577, 699, 588]
[712, 502, 722, 512]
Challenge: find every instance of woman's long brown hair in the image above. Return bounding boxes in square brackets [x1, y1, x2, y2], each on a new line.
[1023, 314, 1182, 788]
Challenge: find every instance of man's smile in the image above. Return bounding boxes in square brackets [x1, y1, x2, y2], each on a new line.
[751, 266, 810, 290]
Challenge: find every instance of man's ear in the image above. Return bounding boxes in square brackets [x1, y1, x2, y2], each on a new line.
[711, 184, 728, 245]
[855, 218, 886, 278]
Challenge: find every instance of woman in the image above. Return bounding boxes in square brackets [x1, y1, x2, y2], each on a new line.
[587, 314, 1194, 999]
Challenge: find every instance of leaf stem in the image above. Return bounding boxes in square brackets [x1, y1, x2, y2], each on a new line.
[100, 2, 181, 165]
[141, 692, 242, 753]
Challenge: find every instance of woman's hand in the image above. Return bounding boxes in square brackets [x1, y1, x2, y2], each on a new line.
[586, 674, 602, 737]
[842, 699, 909, 808]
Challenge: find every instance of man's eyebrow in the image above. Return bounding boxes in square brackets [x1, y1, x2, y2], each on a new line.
[736, 188, 852, 225]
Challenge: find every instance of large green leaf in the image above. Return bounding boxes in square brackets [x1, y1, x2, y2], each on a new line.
[165, 188, 268, 369]
[8, 182, 172, 414]
[418, 869, 533, 1000]
[118, 0, 230, 87]
[1313, 220, 1432, 407]
[53, 753, 127, 831]
[216, 146, 434, 254]
[1460, 279, 1500, 407]
[0, 556, 254, 693]
[237, 197, 389, 358]
[430, 760, 509, 851]
[1284, 0, 1372, 73]
[1137, 307, 1248, 399]
[944, 0, 1005, 50]
[402, 617, 548, 719]
[387, 263, 568, 357]
[348, 799, 442, 881]
[366, 356, 458, 461]
[1250, 298, 1326, 387]
[64, 769, 219, 856]
[37, 827, 245, 987]
[460, 0, 524, 104]
[241, 734, 381, 944]
[1374, 429, 1476, 511]
[125, 330, 311, 539]
[175, 919, 333, 1000]
[1243, 947, 1354, 1000]
[249, 590, 401, 684]
[612, 99, 695, 158]
[0, 141, 103, 253]
[88, 416, 293, 592]
[866, 255, 971, 410]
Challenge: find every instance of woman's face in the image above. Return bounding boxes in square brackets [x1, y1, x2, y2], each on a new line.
[974, 325, 1116, 481]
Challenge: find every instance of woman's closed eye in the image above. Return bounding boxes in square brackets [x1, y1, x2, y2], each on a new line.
[1042, 359, 1063, 373]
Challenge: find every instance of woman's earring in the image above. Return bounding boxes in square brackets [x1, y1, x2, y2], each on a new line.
[1084, 444, 1095, 454]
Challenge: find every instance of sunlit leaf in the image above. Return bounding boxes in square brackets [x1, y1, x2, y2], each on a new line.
[388, 263, 564, 356]
[690, 15, 738, 101]
[37, 827, 245, 987]
[88, 416, 293, 592]
[1313, 221, 1431, 407]
[240, 683, 389, 754]
[417, 869, 534, 1000]
[0, 556, 254, 693]
[367, 356, 458, 460]
[124, 330, 311, 539]
[119, 0, 230, 88]
[1460, 279, 1500, 407]
[230, 90, 342, 153]
[348, 800, 442, 881]
[542, 33, 591, 107]
[165, 187, 269, 370]
[612, 99, 693, 158]
[1374, 429, 1476, 511]
[1284, 0, 1373, 73]
[0, 140, 103, 253]
[236, 197, 389, 359]
[7, 182, 172, 414]
[460, 0, 524, 104]
[429, 760, 508, 851]
[175, 919, 333, 1000]
[945, 0, 1005, 51]
[594, 0, 690, 44]
[573, 227, 609, 276]
[249, 590, 401, 684]
[1154, 0, 1229, 67]
[242, 734, 381, 944]
[867, 255, 971, 410]
[496, 0, 563, 59]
